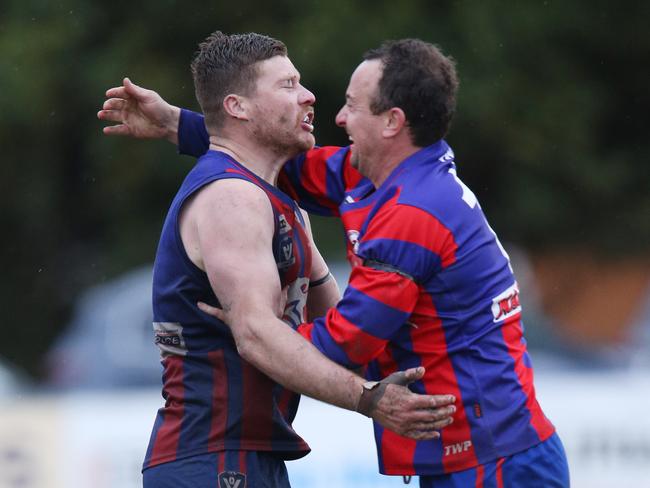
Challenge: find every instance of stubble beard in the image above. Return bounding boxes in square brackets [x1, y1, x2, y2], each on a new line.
[253, 115, 314, 160]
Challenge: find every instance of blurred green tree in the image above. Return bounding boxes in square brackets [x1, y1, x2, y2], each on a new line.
[0, 0, 647, 377]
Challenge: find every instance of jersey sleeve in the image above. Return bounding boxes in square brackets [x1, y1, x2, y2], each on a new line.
[296, 200, 459, 367]
[297, 264, 420, 368]
[177, 109, 209, 158]
[358, 200, 458, 283]
[278, 146, 363, 217]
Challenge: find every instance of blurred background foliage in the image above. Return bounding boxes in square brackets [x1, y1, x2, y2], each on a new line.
[1, 0, 648, 378]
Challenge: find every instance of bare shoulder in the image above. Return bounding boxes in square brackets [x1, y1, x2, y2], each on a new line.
[185, 178, 273, 229]
[196, 177, 270, 209]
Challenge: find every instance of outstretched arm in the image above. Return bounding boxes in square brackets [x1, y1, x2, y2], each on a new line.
[97, 77, 182, 144]
[188, 179, 454, 440]
[97, 79, 367, 218]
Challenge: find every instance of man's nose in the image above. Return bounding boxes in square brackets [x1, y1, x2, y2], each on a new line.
[300, 86, 316, 105]
[335, 106, 347, 127]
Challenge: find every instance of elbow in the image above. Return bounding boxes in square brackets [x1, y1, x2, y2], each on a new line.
[229, 317, 262, 363]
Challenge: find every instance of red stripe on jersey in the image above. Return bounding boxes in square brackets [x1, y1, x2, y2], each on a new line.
[296, 322, 313, 341]
[239, 450, 247, 473]
[277, 171, 299, 201]
[323, 306, 388, 365]
[350, 266, 419, 313]
[496, 457, 505, 488]
[277, 387, 294, 418]
[375, 351, 418, 475]
[341, 150, 363, 190]
[225, 168, 248, 177]
[208, 350, 228, 449]
[149, 355, 185, 464]
[475, 464, 485, 487]
[299, 147, 344, 214]
[380, 430, 418, 475]
[413, 293, 478, 473]
[363, 192, 458, 268]
[217, 451, 225, 473]
[241, 361, 274, 450]
[500, 319, 555, 441]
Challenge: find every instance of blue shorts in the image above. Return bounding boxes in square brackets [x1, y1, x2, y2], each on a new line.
[143, 450, 291, 488]
[419, 432, 569, 488]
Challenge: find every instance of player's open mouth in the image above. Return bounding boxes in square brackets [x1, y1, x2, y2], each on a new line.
[301, 111, 314, 132]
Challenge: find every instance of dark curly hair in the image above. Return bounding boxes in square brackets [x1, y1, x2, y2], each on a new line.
[363, 39, 459, 146]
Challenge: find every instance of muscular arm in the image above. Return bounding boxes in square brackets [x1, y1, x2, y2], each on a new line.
[185, 179, 454, 438]
[187, 179, 359, 408]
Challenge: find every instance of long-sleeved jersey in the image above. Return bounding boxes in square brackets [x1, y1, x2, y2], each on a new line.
[178, 110, 555, 476]
[145, 149, 311, 470]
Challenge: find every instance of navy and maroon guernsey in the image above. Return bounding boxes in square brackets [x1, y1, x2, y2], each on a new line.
[178, 110, 556, 476]
[144, 149, 312, 470]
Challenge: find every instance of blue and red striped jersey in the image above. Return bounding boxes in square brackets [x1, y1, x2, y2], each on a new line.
[178, 110, 555, 476]
[145, 149, 311, 470]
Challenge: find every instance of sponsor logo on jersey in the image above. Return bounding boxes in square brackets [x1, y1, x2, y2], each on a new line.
[346, 229, 360, 255]
[283, 276, 309, 328]
[491, 282, 522, 322]
[444, 440, 472, 456]
[153, 322, 188, 357]
[439, 147, 455, 162]
[218, 471, 246, 488]
[278, 214, 291, 233]
[276, 214, 296, 270]
[277, 234, 295, 269]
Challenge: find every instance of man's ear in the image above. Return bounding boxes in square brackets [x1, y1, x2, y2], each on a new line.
[382, 107, 407, 138]
[223, 94, 249, 121]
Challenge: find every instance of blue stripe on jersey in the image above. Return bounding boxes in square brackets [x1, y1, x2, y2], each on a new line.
[177, 355, 212, 452]
[323, 148, 351, 209]
[374, 424, 387, 473]
[360, 238, 443, 283]
[308, 318, 359, 368]
[442, 322, 539, 463]
[337, 286, 412, 340]
[414, 435, 445, 474]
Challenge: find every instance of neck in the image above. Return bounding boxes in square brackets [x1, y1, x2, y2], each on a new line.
[208, 135, 287, 185]
[368, 143, 421, 188]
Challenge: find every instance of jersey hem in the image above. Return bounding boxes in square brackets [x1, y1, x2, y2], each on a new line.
[143, 441, 311, 472]
[378, 428, 554, 476]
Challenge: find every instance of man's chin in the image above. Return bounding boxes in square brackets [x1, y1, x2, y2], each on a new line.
[298, 134, 316, 152]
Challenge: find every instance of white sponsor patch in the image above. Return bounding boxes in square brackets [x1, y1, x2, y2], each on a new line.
[491, 282, 522, 322]
[153, 322, 187, 357]
[346, 229, 360, 254]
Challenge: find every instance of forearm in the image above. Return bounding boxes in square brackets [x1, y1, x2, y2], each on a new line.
[306, 272, 340, 321]
[234, 311, 363, 411]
